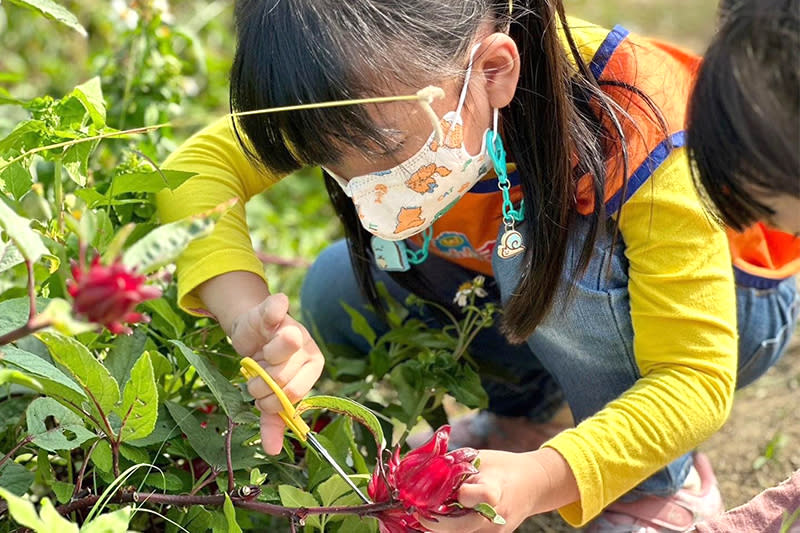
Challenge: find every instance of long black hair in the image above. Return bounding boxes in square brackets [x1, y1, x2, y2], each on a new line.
[230, 0, 639, 343]
[688, 0, 800, 231]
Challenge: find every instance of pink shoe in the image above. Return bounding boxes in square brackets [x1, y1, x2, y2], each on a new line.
[586, 453, 725, 533]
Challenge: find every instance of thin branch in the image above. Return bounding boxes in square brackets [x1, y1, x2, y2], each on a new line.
[225, 417, 235, 493]
[0, 435, 34, 470]
[26, 261, 36, 322]
[189, 468, 220, 496]
[73, 440, 101, 499]
[0, 320, 51, 346]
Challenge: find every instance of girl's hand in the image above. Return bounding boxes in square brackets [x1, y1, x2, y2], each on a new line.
[417, 448, 580, 533]
[229, 293, 325, 455]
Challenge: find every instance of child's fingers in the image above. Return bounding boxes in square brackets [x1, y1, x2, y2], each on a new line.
[260, 411, 286, 455]
[254, 358, 323, 413]
[457, 479, 501, 509]
[261, 325, 304, 366]
[257, 293, 290, 336]
[247, 354, 305, 400]
[230, 293, 290, 357]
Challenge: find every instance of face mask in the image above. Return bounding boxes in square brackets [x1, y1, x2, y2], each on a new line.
[324, 44, 495, 242]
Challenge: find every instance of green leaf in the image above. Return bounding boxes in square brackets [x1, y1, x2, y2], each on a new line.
[164, 401, 225, 468]
[90, 440, 113, 473]
[341, 303, 377, 347]
[472, 502, 506, 525]
[52, 481, 75, 504]
[39, 497, 80, 532]
[0, 297, 47, 337]
[0, 199, 48, 263]
[0, 487, 45, 530]
[0, 239, 25, 273]
[223, 494, 243, 533]
[121, 199, 235, 275]
[109, 170, 196, 196]
[278, 486, 320, 529]
[0, 368, 42, 390]
[0, 161, 32, 200]
[62, 140, 97, 187]
[171, 340, 245, 419]
[80, 507, 133, 533]
[126, 404, 179, 448]
[114, 352, 158, 442]
[141, 471, 183, 492]
[1, 344, 88, 407]
[296, 396, 385, 450]
[105, 329, 148, 386]
[71, 77, 106, 128]
[316, 474, 370, 508]
[143, 298, 185, 337]
[0, 461, 35, 496]
[5, 0, 87, 36]
[36, 331, 121, 416]
[26, 397, 97, 451]
[443, 364, 489, 409]
[0, 396, 31, 434]
[336, 515, 378, 533]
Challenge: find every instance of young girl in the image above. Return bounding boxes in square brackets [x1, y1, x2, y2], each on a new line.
[157, 1, 799, 531]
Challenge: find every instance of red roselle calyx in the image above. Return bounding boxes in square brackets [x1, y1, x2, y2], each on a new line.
[67, 255, 161, 335]
[368, 425, 479, 533]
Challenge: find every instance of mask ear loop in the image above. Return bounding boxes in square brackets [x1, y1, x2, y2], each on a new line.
[453, 43, 484, 121]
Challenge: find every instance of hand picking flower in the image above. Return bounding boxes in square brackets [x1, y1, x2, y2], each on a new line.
[368, 425, 502, 533]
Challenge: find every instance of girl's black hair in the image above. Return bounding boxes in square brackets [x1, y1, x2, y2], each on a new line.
[688, 0, 800, 231]
[230, 0, 655, 343]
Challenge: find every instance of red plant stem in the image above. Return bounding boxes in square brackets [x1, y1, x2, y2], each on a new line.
[73, 440, 100, 499]
[0, 435, 34, 470]
[0, 260, 51, 347]
[189, 468, 220, 496]
[49, 490, 403, 521]
[226, 417, 235, 493]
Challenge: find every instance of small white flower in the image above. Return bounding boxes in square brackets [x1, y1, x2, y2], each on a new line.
[152, 0, 175, 24]
[452, 276, 489, 307]
[112, 0, 139, 29]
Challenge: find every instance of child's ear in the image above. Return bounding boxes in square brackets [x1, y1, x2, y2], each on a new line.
[476, 33, 520, 109]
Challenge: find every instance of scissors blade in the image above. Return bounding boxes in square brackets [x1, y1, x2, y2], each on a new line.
[306, 433, 372, 504]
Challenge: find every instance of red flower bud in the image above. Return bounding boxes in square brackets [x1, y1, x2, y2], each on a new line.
[67, 256, 161, 335]
[368, 426, 479, 533]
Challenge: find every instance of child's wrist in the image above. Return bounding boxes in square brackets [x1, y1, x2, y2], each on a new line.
[522, 447, 580, 515]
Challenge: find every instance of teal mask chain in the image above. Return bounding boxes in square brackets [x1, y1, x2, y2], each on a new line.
[371, 226, 433, 272]
[486, 130, 525, 259]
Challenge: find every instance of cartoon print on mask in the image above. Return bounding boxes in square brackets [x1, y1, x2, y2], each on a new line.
[394, 207, 426, 235]
[437, 186, 455, 202]
[405, 163, 452, 194]
[429, 119, 464, 152]
[374, 184, 388, 203]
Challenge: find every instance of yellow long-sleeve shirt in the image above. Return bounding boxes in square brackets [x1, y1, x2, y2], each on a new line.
[156, 21, 738, 526]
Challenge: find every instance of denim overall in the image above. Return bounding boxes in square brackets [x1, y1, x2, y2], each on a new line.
[301, 212, 798, 497]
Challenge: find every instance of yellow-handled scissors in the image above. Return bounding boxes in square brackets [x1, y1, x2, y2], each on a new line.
[240, 357, 371, 504]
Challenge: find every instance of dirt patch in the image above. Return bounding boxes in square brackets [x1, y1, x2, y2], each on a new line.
[520, 329, 800, 532]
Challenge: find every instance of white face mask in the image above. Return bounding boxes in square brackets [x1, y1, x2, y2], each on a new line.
[324, 44, 495, 241]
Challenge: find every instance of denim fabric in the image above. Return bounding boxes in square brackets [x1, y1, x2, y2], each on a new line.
[301, 215, 799, 497]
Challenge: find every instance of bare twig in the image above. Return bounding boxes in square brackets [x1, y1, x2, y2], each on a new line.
[225, 417, 235, 493]
[0, 435, 34, 470]
[73, 440, 101, 499]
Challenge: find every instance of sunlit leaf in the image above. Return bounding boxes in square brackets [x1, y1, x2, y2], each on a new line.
[5, 0, 87, 36]
[71, 77, 105, 127]
[26, 397, 96, 451]
[36, 331, 120, 417]
[114, 352, 158, 442]
[0, 200, 48, 263]
[223, 494, 243, 533]
[1, 344, 88, 407]
[108, 169, 196, 196]
[296, 395, 385, 450]
[80, 507, 133, 533]
[121, 198, 235, 275]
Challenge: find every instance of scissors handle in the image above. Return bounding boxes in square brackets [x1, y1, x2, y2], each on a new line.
[240, 357, 311, 440]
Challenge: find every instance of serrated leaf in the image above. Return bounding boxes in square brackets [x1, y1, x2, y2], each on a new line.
[62, 140, 96, 187]
[0, 240, 25, 273]
[115, 352, 158, 442]
[296, 396, 385, 450]
[5, 0, 87, 36]
[223, 494, 243, 533]
[26, 397, 96, 451]
[105, 329, 148, 386]
[121, 198, 235, 275]
[1, 344, 88, 407]
[141, 471, 183, 492]
[0, 461, 35, 496]
[109, 169, 196, 196]
[71, 77, 105, 128]
[278, 486, 320, 529]
[171, 340, 244, 418]
[36, 331, 120, 417]
[80, 507, 133, 533]
[0, 199, 48, 262]
[472, 502, 506, 525]
[341, 302, 376, 347]
[0, 160, 32, 200]
[90, 440, 112, 473]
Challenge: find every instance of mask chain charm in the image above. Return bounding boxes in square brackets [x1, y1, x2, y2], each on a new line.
[487, 121, 525, 260]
